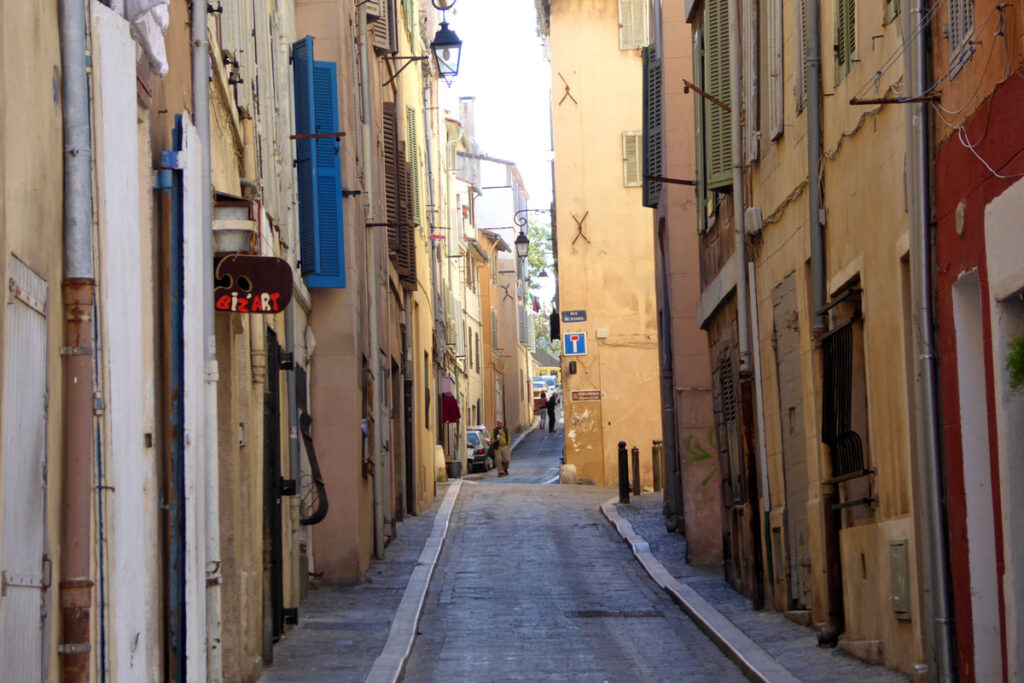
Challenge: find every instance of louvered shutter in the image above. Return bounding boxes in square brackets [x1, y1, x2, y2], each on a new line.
[293, 36, 319, 274]
[372, 0, 398, 54]
[743, 0, 760, 164]
[836, 0, 856, 83]
[947, 0, 973, 65]
[456, 304, 465, 358]
[795, 0, 807, 111]
[623, 131, 643, 187]
[403, 0, 418, 51]
[383, 102, 401, 256]
[309, 60, 346, 288]
[491, 308, 498, 351]
[642, 47, 663, 208]
[705, 0, 732, 189]
[406, 107, 422, 227]
[618, 0, 649, 50]
[518, 305, 528, 344]
[694, 29, 709, 234]
[767, 0, 784, 139]
[397, 149, 417, 289]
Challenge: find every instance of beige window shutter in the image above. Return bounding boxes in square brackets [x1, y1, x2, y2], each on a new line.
[622, 131, 643, 187]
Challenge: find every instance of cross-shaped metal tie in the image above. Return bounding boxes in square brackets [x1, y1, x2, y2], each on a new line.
[571, 211, 591, 245]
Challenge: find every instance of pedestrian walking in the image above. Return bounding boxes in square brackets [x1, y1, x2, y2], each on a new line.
[546, 391, 558, 433]
[538, 391, 548, 429]
[494, 419, 511, 476]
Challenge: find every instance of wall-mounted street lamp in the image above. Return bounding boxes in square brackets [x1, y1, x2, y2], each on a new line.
[382, 0, 463, 87]
[430, 0, 462, 85]
[514, 230, 530, 260]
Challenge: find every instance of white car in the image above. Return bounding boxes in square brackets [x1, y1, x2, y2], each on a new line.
[465, 429, 493, 472]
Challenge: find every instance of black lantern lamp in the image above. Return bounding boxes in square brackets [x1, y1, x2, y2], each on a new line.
[430, 22, 462, 85]
[514, 230, 530, 260]
[430, 0, 462, 85]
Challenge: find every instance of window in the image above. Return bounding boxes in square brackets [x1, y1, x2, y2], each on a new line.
[717, 353, 744, 504]
[622, 131, 643, 187]
[383, 102, 416, 287]
[293, 36, 346, 288]
[491, 308, 498, 351]
[704, 0, 732, 190]
[766, 0, 784, 140]
[947, 0, 974, 69]
[835, 0, 856, 84]
[642, 47, 663, 208]
[618, 0, 649, 49]
[885, 0, 901, 24]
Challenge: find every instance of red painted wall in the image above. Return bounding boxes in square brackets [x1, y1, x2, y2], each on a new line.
[934, 70, 1024, 680]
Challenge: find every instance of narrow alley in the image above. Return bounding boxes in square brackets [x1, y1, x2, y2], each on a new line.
[260, 419, 905, 682]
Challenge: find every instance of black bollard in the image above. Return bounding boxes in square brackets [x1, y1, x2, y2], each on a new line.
[631, 446, 641, 496]
[618, 441, 630, 503]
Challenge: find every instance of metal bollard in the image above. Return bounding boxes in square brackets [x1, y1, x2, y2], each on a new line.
[618, 441, 630, 503]
[631, 446, 641, 495]
[652, 440, 663, 492]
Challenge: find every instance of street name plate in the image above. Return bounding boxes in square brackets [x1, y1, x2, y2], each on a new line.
[571, 390, 602, 401]
[562, 310, 587, 323]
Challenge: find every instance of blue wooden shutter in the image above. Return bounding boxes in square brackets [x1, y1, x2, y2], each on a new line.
[293, 36, 320, 275]
[308, 60, 346, 288]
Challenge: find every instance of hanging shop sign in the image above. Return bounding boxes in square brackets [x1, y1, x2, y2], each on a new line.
[214, 255, 293, 313]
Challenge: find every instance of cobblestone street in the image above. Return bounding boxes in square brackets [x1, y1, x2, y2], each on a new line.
[402, 476, 745, 681]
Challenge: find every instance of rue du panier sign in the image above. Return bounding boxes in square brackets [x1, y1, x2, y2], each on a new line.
[214, 255, 293, 313]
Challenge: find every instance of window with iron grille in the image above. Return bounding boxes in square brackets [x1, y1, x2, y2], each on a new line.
[947, 0, 974, 70]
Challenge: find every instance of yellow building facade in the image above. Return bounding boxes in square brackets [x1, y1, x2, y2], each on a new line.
[546, 0, 663, 486]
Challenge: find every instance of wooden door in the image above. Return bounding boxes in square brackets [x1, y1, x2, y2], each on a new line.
[0, 256, 50, 680]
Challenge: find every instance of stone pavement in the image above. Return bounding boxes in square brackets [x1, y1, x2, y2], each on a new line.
[402, 483, 745, 682]
[257, 423, 537, 683]
[609, 492, 909, 683]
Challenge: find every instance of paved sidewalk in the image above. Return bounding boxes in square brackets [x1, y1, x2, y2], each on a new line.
[259, 483, 456, 682]
[607, 492, 908, 683]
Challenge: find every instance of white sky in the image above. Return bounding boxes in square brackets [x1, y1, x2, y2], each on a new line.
[438, 0, 554, 210]
[436, 0, 557, 306]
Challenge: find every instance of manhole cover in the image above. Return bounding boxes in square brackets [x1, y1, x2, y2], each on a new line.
[567, 609, 664, 619]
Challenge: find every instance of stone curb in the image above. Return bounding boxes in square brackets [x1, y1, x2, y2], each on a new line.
[601, 497, 801, 683]
[365, 480, 463, 683]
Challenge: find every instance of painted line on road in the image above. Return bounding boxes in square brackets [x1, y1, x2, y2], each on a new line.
[365, 480, 463, 683]
[601, 498, 801, 683]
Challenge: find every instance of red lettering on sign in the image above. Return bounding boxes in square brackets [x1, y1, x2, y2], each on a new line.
[216, 295, 232, 310]
[270, 292, 281, 310]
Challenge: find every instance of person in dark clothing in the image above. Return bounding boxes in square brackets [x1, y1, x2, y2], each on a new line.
[546, 391, 558, 432]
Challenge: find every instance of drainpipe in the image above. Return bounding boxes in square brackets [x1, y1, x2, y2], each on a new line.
[904, 0, 955, 676]
[358, 5, 386, 560]
[656, 240, 682, 530]
[807, 0, 826, 331]
[728, 0, 750, 371]
[58, 0, 95, 678]
[191, 2, 223, 678]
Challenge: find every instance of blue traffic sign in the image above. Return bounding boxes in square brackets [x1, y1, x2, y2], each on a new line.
[564, 332, 587, 356]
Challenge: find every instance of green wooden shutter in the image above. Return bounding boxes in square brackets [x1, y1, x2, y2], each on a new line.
[836, 0, 856, 83]
[642, 47, 663, 208]
[403, 0, 418, 51]
[694, 29, 709, 234]
[705, 0, 732, 190]
[795, 0, 807, 112]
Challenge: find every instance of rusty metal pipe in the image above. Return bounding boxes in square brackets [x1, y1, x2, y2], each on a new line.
[59, 0, 96, 676]
[60, 280, 95, 680]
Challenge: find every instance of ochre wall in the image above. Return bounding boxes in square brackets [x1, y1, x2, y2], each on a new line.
[550, 0, 662, 486]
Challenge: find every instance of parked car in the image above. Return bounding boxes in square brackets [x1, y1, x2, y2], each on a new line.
[532, 378, 549, 412]
[466, 429, 493, 472]
[540, 374, 558, 393]
[468, 424, 492, 446]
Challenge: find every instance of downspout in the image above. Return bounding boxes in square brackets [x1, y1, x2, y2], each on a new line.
[656, 238, 682, 531]
[807, 0, 826, 331]
[905, 0, 956, 676]
[358, 4, 385, 559]
[191, 2, 223, 678]
[59, 0, 95, 679]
